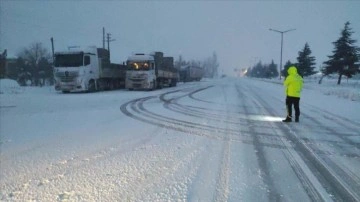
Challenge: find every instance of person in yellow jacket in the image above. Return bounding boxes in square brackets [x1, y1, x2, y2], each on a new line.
[283, 66, 303, 122]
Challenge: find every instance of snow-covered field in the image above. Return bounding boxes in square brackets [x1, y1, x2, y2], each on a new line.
[0, 77, 359, 201]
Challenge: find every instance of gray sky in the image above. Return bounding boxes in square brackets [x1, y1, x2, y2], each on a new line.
[1, 1, 359, 75]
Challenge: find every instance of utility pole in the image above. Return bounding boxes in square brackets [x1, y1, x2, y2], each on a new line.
[50, 37, 55, 62]
[103, 27, 105, 49]
[106, 33, 115, 59]
[269, 28, 296, 79]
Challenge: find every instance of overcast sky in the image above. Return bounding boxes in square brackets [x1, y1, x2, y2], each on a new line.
[1, 1, 359, 75]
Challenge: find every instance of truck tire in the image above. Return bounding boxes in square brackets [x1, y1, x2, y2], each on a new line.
[152, 80, 157, 90]
[88, 80, 96, 92]
[157, 80, 163, 89]
[108, 79, 115, 90]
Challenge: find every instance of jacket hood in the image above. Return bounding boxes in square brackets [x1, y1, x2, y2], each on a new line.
[287, 66, 298, 75]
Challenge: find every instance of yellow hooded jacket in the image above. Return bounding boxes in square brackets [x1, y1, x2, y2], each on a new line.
[284, 66, 303, 97]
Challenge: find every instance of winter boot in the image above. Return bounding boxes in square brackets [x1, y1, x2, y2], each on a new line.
[295, 117, 299, 122]
[282, 117, 292, 122]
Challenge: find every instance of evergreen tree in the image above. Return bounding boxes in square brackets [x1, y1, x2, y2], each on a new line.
[252, 61, 264, 78]
[268, 60, 279, 78]
[263, 64, 271, 78]
[246, 60, 279, 79]
[323, 21, 360, 85]
[297, 43, 317, 77]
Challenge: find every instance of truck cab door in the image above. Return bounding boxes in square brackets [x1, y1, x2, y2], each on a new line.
[85, 54, 98, 76]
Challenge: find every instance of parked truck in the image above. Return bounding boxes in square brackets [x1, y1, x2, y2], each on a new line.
[125, 52, 178, 90]
[178, 64, 204, 82]
[53, 46, 126, 93]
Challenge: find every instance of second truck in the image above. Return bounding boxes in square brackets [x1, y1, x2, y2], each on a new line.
[125, 52, 178, 90]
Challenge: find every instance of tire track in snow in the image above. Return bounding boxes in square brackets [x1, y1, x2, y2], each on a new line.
[304, 110, 360, 149]
[185, 140, 224, 201]
[121, 89, 289, 149]
[212, 85, 232, 202]
[121, 83, 357, 201]
[213, 140, 231, 202]
[244, 84, 335, 201]
[235, 84, 282, 201]
[246, 83, 360, 201]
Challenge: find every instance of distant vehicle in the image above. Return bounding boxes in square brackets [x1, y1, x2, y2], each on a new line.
[53, 46, 126, 93]
[178, 64, 204, 82]
[125, 52, 178, 90]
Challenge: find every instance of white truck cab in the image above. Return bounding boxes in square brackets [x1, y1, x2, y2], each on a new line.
[54, 46, 125, 93]
[125, 52, 178, 90]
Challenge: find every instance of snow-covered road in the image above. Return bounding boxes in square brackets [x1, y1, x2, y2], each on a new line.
[1, 78, 359, 201]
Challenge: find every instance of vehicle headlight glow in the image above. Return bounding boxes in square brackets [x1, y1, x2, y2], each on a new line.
[248, 115, 283, 122]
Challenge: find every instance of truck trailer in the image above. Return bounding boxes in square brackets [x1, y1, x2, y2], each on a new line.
[125, 52, 178, 90]
[53, 46, 126, 93]
[179, 64, 204, 82]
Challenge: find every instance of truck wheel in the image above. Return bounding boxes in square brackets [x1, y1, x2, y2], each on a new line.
[158, 81, 163, 89]
[109, 80, 115, 90]
[152, 80, 157, 90]
[88, 80, 96, 92]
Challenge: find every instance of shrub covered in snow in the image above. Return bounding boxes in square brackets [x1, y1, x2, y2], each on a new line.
[0, 79, 22, 94]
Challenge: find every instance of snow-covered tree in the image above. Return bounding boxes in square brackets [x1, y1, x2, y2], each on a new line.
[17, 42, 52, 86]
[323, 21, 360, 85]
[296, 43, 317, 77]
[203, 52, 219, 78]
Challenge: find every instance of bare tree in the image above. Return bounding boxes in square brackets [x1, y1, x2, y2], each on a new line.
[203, 52, 219, 78]
[17, 42, 51, 86]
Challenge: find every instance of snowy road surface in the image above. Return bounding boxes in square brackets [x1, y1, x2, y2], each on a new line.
[1, 78, 359, 201]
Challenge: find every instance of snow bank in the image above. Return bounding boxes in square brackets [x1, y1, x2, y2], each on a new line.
[0, 79, 56, 95]
[305, 78, 360, 102]
[258, 77, 360, 102]
[0, 79, 22, 94]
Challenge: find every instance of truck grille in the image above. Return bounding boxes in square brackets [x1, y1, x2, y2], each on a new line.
[55, 71, 79, 82]
[133, 84, 145, 89]
[130, 78, 145, 82]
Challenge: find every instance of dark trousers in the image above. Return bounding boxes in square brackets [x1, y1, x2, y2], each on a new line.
[286, 96, 300, 120]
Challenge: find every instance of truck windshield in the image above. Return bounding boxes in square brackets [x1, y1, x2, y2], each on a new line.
[54, 53, 84, 67]
[127, 62, 150, 71]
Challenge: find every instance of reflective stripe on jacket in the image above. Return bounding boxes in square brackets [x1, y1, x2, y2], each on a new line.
[284, 66, 303, 97]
